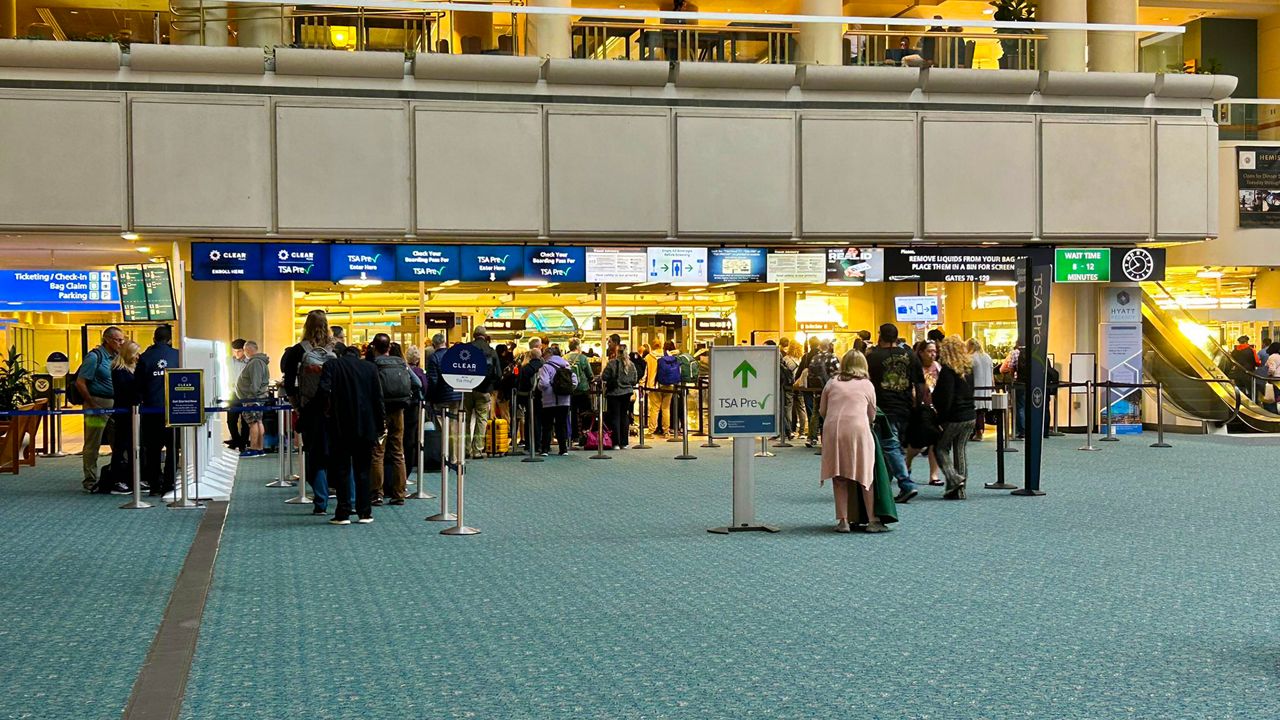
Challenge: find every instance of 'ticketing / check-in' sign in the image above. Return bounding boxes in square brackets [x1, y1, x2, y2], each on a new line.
[709, 346, 778, 437]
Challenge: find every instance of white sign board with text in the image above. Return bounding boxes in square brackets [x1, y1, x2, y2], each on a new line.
[709, 346, 778, 437]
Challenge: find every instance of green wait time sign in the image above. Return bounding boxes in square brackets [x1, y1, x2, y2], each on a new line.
[1054, 248, 1111, 283]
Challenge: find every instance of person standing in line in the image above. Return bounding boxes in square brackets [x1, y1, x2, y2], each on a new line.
[538, 345, 574, 456]
[933, 336, 977, 500]
[317, 342, 384, 525]
[464, 327, 501, 459]
[235, 340, 271, 458]
[75, 326, 124, 493]
[136, 325, 180, 497]
[804, 341, 839, 447]
[331, 326, 348, 356]
[796, 337, 820, 445]
[866, 323, 928, 504]
[602, 342, 638, 449]
[225, 338, 249, 452]
[281, 310, 338, 516]
[105, 340, 141, 495]
[967, 337, 994, 441]
[654, 341, 683, 437]
[424, 332, 462, 452]
[780, 339, 799, 440]
[907, 340, 942, 486]
[518, 345, 545, 449]
[368, 333, 413, 506]
[819, 350, 888, 534]
[565, 338, 595, 446]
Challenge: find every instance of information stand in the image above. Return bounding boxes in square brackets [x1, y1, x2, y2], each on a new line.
[437, 343, 485, 536]
[164, 369, 204, 509]
[707, 346, 780, 534]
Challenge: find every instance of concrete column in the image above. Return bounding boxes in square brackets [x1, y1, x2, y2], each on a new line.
[796, 0, 843, 66]
[1255, 269, 1280, 308]
[1260, 14, 1280, 141]
[1039, 0, 1087, 72]
[527, 0, 571, 58]
[236, 6, 292, 50]
[1, 0, 16, 39]
[171, 0, 229, 46]
[234, 282, 296, 360]
[452, 8, 495, 54]
[185, 281, 233, 343]
[1087, 0, 1137, 72]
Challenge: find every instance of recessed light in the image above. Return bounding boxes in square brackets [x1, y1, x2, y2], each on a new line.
[136, 246, 151, 253]
[121, 231, 139, 241]
[982, 8, 994, 14]
[1161, 16, 1170, 21]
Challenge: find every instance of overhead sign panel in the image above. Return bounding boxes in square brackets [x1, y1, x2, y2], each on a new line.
[263, 243, 330, 281]
[396, 245, 460, 282]
[883, 249, 1018, 283]
[1054, 248, 1111, 283]
[331, 244, 396, 284]
[709, 248, 766, 283]
[825, 248, 884, 284]
[0, 269, 118, 312]
[766, 250, 825, 284]
[524, 247, 586, 283]
[646, 247, 707, 283]
[585, 248, 647, 284]
[695, 317, 734, 332]
[895, 295, 940, 323]
[461, 246, 523, 283]
[709, 346, 778, 437]
[118, 262, 177, 321]
[191, 243, 263, 281]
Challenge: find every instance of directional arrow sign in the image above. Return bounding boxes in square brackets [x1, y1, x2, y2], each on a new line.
[733, 360, 757, 388]
[710, 346, 777, 438]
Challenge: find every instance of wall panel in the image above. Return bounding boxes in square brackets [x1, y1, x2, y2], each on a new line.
[0, 92, 124, 229]
[1042, 118, 1152, 237]
[676, 112, 795, 235]
[548, 108, 670, 235]
[131, 96, 271, 231]
[415, 104, 542, 234]
[1155, 120, 1213, 238]
[801, 114, 916, 236]
[276, 102, 410, 233]
[922, 115, 1036, 238]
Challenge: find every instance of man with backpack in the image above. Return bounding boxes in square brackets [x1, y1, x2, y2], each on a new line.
[652, 341, 682, 437]
[804, 340, 839, 447]
[281, 310, 338, 516]
[537, 345, 575, 455]
[73, 326, 125, 493]
[565, 338, 595, 446]
[463, 327, 501, 460]
[368, 333, 413, 505]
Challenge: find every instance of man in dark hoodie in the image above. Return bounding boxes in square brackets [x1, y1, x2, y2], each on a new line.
[235, 340, 271, 458]
[368, 333, 412, 505]
[318, 344, 384, 525]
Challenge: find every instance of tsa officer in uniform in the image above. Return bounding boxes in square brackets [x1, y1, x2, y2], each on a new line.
[135, 325, 181, 496]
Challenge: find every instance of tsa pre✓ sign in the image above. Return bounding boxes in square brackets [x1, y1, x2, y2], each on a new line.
[709, 346, 778, 437]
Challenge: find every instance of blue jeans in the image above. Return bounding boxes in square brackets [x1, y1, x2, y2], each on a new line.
[301, 416, 329, 512]
[878, 414, 913, 492]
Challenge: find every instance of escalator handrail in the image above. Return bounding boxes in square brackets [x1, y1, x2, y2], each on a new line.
[1150, 280, 1266, 382]
[1142, 345, 1244, 423]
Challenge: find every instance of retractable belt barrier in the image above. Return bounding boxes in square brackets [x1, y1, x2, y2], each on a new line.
[636, 383, 696, 460]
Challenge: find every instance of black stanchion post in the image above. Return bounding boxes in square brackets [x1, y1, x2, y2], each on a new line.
[1151, 382, 1172, 448]
[591, 383, 611, 460]
[506, 388, 521, 457]
[693, 377, 707, 437]
[1001, 383, 1018, 453]
[985, 393, 1017, 490]
[634, 387, 651, 450]
[1048, 383, 1065, 437]
[675, 383, 696, 460]
[522, 390, 543, 463]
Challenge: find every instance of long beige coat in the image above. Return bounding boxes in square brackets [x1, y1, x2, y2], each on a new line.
[819, 377, 878, 489]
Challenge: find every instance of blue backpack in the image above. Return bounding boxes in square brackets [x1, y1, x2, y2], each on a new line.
[656, 354, 682, 385]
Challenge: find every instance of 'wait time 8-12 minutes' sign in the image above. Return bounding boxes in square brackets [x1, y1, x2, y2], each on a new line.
[709, 346, 778, 437]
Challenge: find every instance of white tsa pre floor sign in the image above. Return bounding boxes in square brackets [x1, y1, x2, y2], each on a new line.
[709, 346, 778, 437]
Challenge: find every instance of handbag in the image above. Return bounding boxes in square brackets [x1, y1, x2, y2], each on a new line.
[585, 427, 613, 450]
[792, 368, 810, 390]
[905, 404, 943, 449]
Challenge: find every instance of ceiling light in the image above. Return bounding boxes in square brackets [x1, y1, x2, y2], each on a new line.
[711, 282, 741, 289]
[136, 246, 151, 254]
[826, 280, 865, 287]
[985, 280, 1018, 287]
[440, 279, 459, 286]
[670, 281, 706, 288]
[508, 279, 549, 287]
[338, 277, 382, 287]
[1196, 269, 1224, 279]
[982, 8, 994, 14]
[1161, 17, 1170, 21]
[121, 231, 139, 241]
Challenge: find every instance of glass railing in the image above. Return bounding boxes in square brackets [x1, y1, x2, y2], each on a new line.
[1216, 100, 1280, 141]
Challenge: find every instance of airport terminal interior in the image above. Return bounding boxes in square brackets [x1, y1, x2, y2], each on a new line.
[3, 0, 1280, 716]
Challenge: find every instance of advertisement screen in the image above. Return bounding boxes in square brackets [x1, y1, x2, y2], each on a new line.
[331, 245, 396, 283]
[263, 244, 331, 281]
[191, 243, 263, 281]
[524, 247, 586, 283]
[461, 246, 523, 282]
[1237, 147, 1280, 228]
[894, 295, 940, 323]
[395, 245, 460, 283]
[709, 248, 766, 283]
[646, 247, 708, 283]
[825, 248, 884, 284]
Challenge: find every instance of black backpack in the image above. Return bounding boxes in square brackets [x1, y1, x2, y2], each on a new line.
[551, 363, 577, 396]
[375, 359, 413, 405]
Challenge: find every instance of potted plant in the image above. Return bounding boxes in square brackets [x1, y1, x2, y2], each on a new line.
[0, 346, 33, 412]
[990, 0, 1036, 70]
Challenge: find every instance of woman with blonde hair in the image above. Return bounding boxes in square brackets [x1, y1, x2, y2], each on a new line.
[933, 335, 977, 500]
[967, 337, 994, 440]
[281, 309, 338, 517]
[819, 349, 889, 533]
[105, 341, 142, 494]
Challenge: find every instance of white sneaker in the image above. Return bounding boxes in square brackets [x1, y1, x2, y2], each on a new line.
[356, 517, 374, 524]
[834, 520, 851, 533]
[329, 518, 351, 526]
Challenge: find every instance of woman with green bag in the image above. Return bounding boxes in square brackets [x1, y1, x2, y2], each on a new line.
[819, 350, 897, 533]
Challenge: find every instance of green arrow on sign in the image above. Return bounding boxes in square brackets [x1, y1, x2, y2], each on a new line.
[733, 360, 757, 388]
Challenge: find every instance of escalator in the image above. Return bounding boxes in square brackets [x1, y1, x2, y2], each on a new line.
[1141, 287, 1280, 432]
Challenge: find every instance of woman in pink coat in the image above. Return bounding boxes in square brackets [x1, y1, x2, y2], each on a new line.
[819, 350, 887, 533]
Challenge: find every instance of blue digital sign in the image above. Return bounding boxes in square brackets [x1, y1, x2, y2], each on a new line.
[395, 245, 460, 282]
[461, 246, 523, 283]
[709, 248, 766, 283]
[192, 243, 263, 281]
[331, 245, 396, 284]
[263, 244, 330, 281]
[523, 247, 585, 283]
[0, 269, 119, 312]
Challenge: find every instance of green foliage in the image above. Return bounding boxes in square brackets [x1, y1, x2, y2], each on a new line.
[0, 346, 33, 411]
[990, 0, 1036, 22]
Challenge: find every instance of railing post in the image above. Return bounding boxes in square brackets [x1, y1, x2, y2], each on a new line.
[1079, 380, 1101, 452]
[284, 420, 312, 504]
[412, 401, 436, 499]
[268, 403, 292, 487]
[634, 387, 651, 450]
[521, 391, 543, 463]
[591, 383, 611, 460]
[984, 393, 1016, 490]
[426, 407, 456, 521]
[441, 408, 480, 536]
[1048, 383, 1065, 437]
[1100, 381, 1119, 442]
[1151, 382, 1172, 448]
[675, 383, 696, 460]
[119, 406, 152, 509]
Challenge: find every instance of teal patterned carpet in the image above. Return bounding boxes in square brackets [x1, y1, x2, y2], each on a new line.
[0, 456, 201, 720]
[174, 433, 1280, 720]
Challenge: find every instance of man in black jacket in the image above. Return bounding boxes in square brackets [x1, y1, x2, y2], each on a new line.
[136, 325, 181, 496]
[317, 346, 385, 525]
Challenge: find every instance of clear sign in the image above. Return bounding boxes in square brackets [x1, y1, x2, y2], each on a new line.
[709, 345, 778, 436]
[1054, 248, 1111, 283]
[709, 248, 766, 283]
[461, 246, 523, 283]
[894, 295, 939, 323]
[646, 247, 708, 283]
[766, 250, 825, 284]
[164, 368, 205, 427]
[524, 247, 586, 283]
[825, 248, 884, 284]
[191, 243, 263, 280]
[331, 245, 396, 284]
[396, 245, 460, 282]
[439, 343, 489, 392]
[586, 248, 647, 283]
[0, 269, 119, 312]
[263, 243, 330, 281]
